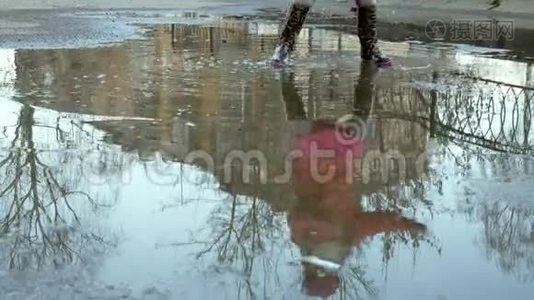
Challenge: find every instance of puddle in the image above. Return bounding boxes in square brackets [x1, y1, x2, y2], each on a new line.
[1, 19, 534, 299]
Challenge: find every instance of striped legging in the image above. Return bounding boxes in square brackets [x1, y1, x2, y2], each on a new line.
[277, 0, 383, 60]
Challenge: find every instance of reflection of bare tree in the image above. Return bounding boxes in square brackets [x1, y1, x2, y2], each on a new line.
[476, 202, 534, 282]
[363, 181, 442, 264]
[0, 104, 114, 270]
[195, 190, 289, 298]
[381, 72, 534, 282]
[337, 262, 377, 300]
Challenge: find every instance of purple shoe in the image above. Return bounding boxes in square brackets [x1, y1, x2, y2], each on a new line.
[271, 44, 290, 67]
[375, 56, 393, 68]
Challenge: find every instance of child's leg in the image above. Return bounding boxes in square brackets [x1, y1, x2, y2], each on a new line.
[355, 0, 392, 66]
[272, 0, 314, 64]
[279, 0, 314, 52]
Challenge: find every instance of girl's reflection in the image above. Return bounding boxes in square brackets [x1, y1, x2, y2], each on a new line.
[281, 63, 426, 297]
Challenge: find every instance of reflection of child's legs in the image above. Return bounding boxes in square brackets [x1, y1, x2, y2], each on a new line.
[272, 0, 314, 63]
[355, 0, 392, 66]
[352, 61, 378, 116]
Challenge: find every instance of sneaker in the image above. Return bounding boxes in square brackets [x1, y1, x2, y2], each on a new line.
[375, 55, 393, 68]
[271, 44, 290, 67]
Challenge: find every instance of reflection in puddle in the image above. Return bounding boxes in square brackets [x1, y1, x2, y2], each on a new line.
[1, 19, 534, 299]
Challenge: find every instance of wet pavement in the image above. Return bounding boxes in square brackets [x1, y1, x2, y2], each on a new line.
[1, 15, 534, 300]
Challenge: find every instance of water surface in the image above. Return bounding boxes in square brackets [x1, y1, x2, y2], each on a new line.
[1, 18, 534, 299]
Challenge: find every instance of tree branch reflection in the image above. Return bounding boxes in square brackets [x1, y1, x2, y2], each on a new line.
[0, 104, 116, 271]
